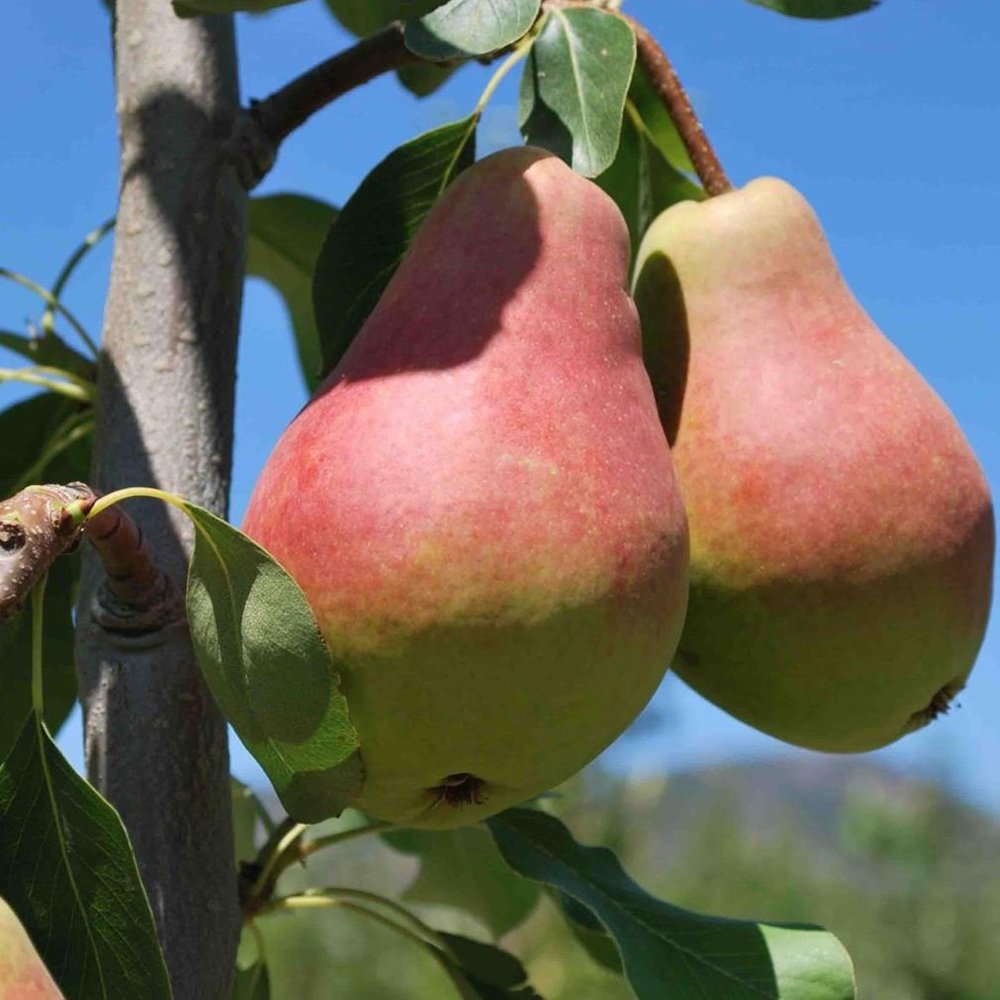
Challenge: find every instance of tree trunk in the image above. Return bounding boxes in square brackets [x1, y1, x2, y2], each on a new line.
[76, 2, 246, 996]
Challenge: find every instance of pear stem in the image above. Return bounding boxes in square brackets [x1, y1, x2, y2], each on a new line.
[300, 820, 397, 858]
[242, 817, 310, 917]
[620, 14, 733, 196]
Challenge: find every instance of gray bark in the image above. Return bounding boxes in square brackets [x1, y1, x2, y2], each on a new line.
[76, 2, 246, 997]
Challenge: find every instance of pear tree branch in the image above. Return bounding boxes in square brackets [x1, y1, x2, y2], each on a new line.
[247, 22, 421, 151]
[237, 3, 732, 197]
[0, 484, 173, 629]
[242, 0, 598, 152]
[0, 485, 89, 624]
[619, 13, 732, 195]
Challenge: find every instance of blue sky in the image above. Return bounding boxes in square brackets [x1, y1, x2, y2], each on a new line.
[2, 0, 998, 812]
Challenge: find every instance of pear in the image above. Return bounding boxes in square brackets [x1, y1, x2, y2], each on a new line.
[0, 897, 64, 999]
[633, 177, 994, 753]
[244, 147, 689, 828]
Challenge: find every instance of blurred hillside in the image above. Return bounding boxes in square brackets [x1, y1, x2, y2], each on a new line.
[249, 758, 1000, 999]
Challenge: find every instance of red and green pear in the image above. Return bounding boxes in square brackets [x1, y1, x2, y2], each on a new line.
[0, 898, 64, 999]
[633, 177, 994, 752]
[244, 147, 689, 827]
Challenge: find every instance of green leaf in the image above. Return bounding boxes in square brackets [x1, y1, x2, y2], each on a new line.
[0, 394, 91, 760]
[232, 953, 271, 1000]
[488, 809, 857, 1000]
[405, 0, 540, 60]
[383, 826, 540, 937]
[312, 115, 477, 377]
[397, 61, 460, 97]
[519, 8, 635, 177]
[322, 0, 448, 36]
[744, 0, 879, 17]
[596, 101, 703, 255]
[437, 933, 541, 998]
[627, 62, 695, 175]
[549, 889, 625, 976]
[0, 714, 171, 999]
[0, 555, 79, 762]
[232, 926, 272, 1000]
[552, 890, 623, 974]
[47, 218, 116, 313]
[0, 330, 95, 380]
[232, 780, 258, 865]
[247, 194, 338, 393]
[0, 392, 92, 498]
[182, 501, 362, 822]
[173, 0, 302, 16]
[232, 777, 275, 864]
[442, 933, 530, 987]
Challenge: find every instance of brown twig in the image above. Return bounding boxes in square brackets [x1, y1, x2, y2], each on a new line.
[619, 13, 732, 196]
[248, 22, 423, 149]
[83, 497, 172, 616]
[233, 0, 732, 200]
[0, 484, 90, 623]
[0, 483, 171, 627]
